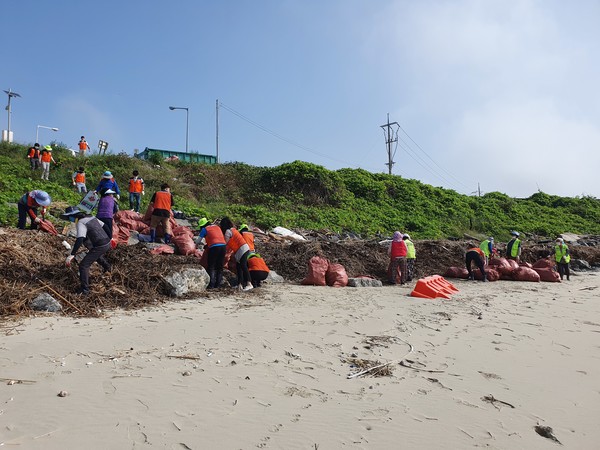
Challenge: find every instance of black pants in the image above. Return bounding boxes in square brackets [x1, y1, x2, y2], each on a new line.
[98, 218, 114, 239]
[466, 251, 486, 280]
[79, 243, 111, 292]
[207, 245, 226, 288]
[557, 262, 570, 280]
[236, 250, 252, 288]
[17, 203, 38, 230]
[250, 270, 269, 288]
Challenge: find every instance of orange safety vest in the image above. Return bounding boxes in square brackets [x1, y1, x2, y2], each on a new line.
[468, 247, 485, 258]
[74, 172, 85, 183]
[40, 150, 52, 163]
[226, 228, 247, 253]
[79, 140, 88, 150]
[242, 231, 255, 251]
[28, 147, 39, 158]
[129, 177, 144, 193]
[248, 255, 269, 272]
[153, 190, 172, 210]
[205, 225, 226, 246]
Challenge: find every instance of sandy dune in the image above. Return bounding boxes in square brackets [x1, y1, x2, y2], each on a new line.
[1, 273, 599, 449]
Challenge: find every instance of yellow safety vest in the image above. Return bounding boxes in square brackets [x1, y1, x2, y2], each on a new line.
[405, 240, 416, 259]
[554, 244, 570, 264]
[507, 238, 520, 257]
[479, 240, 491, 257]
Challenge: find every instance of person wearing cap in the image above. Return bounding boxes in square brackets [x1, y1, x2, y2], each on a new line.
[95, 171, 121, 199]
[506, 231, 522, 262]
[40, 145, 56, 181]
[549, 237, 571, 281]
[128, 170, 145, 213]
[61, 206, 112, 295]
[149, 183, 174, 243]
[197, 217, 226, 288]
[220, 217, 253, 291]
[27, 143, 41, 170]
[78, 136, 90, 157]
[466, 245, 487, 281]
[403, 234, 416, 282]
[17, 190, 51, 230]
[388, 231, 408, 285]
[248, 253, 270, 288]
[96, 188, 119, 238]
[239, 223, 255, 252]
[479, 237, 495, 264]
[71, 166, 87, 194]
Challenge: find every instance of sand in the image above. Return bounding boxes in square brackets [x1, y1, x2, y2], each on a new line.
[1, 273, 599, 449]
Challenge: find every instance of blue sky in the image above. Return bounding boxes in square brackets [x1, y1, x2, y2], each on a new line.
[3, 0, 600, 198]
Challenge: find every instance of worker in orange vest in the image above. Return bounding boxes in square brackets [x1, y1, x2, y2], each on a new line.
[220, 217, 253, 291]
[248, 253, 270, 288]
[239, 223, 255, 251]
[27, 143, 41, 170]
[78, 136, 90, 157]
[128, 170, 145, 213]
[71, 166, 87, 193]
[40, 145, 56, 181]
[197, 217, 227, 288]
[465, 246, 487, 281]
[149, 183, 174, 243]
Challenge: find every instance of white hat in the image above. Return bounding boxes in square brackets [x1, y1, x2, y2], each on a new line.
[102, 171, 113, 179]
[403, 234, 410, 240]
[511, 231, 520, 237]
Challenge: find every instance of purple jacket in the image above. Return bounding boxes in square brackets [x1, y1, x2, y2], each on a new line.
[96, 195, 117, 219]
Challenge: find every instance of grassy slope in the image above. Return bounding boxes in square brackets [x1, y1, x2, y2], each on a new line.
[1, 142, 599, 240]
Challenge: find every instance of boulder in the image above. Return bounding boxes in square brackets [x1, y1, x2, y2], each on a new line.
[570, 259, 591, 271]
[163, 267, 210, 297]
[30, 293, 62, 312]
[266, 270, 285, 284]
[347, 277, 383, 287]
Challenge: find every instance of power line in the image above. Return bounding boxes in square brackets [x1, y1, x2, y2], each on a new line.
[398, 124, 471, 191]
[218, 101, 358, 168]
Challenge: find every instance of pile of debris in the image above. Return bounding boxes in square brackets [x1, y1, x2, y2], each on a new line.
[2, 226, 599, 319]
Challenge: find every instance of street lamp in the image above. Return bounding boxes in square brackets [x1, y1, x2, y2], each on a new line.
[169, 106, 189, 153]
[3, 88, 21, 142]
[36, 125, 59, 144]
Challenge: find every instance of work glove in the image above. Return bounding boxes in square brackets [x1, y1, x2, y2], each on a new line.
[116, 194, 120, 200]
[72, 181, 76, 186]
[66, 255, 75, 266]
[34, 217, 42, 224]
[142, 191, 145, 196]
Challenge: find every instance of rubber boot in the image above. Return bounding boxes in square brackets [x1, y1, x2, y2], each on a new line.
[164, 233, 171, 244]
[150, 229, 156, 243]
[483, 273, 488, 282]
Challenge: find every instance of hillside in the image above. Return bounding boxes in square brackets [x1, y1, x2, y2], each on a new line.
[1, 141, 600, 240]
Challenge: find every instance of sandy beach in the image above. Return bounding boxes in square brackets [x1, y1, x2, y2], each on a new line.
[1, 273, 599, 449]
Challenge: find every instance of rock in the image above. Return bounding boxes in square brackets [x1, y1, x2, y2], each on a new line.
[347, 278, 383, 288]
[559, 233, 581, 243]
[128, 230, 140, 246]
[174, 218, 193, 228]
[266, 270, 284, 284]
[30, 293, 62, 312]
[163, 267, 210, 297]
[570, 259, 592, 271]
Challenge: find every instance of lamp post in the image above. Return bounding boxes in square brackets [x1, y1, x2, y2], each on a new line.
[3, 88, 21, 142]
[169, 106, 189, 153]
[36, 125, 59, 144]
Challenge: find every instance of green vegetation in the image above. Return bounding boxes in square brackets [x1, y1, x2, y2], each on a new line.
[2, 142, 599, 240]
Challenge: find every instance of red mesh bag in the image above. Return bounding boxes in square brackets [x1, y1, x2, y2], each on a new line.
[507, 259, 519, 270]
[38, 219, 58, 235]
[532, 258, 554, 269]
[326, 263, 348, 287]
[512, 266, 541, 282]
[172, 233, 196, 256]
[149, 244, 175, 255]
[534, 268, 561, 282]
[489, 257, 510, 270]
[519, 262, 533, 269]
[444, 267, 469, 279]
[302, 256, 329, 286]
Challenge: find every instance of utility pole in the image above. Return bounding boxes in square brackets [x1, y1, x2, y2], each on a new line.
[215, 99, 219, 163]
[380, 114, 399, 175]
[3, 88, 21, 143]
